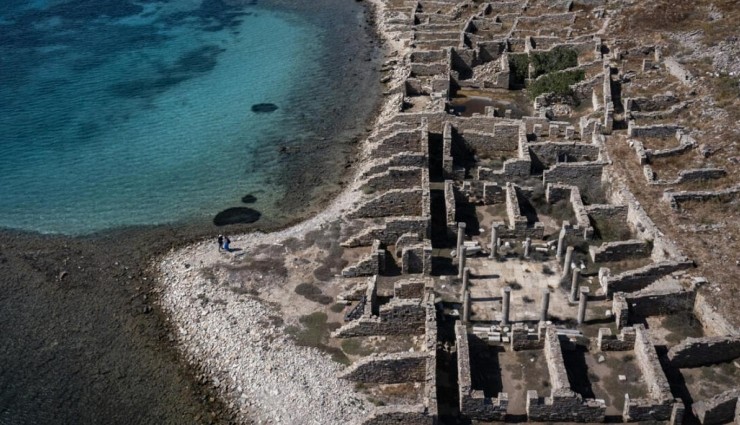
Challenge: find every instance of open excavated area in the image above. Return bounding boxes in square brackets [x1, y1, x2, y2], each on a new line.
[156, 0, 739, 424]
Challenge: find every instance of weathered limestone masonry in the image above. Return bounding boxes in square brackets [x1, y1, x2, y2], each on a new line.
[511, 321, 546, 351]
[624, 325, 679, 422]
[692, 389, 740, 425]
[599, 260, 694, 297]
[526, 327, 606, 422]
[342, 239, 386, 278]
[597, 326, 636, 351]
[663, 185, 740, 210]
[339, 351, 428, 383]
[612, 284, 697, 327]
[589, 239, 650, 263]
[333, 277, 426, 337]
[542, 162, 605, 195]
[455, 322, 508, 421]
[667, 336, 740, 368]
[694, 291, 740, 337]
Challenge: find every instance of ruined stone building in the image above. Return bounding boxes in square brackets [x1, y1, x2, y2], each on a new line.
[327, 0, 740, 423]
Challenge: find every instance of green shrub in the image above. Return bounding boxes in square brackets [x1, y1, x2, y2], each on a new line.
[528, 69, 585, 99]
[531, 46, 578, 78]
[509, 53, 530, 85]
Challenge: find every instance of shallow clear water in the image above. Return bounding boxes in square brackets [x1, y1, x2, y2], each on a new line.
[0, 0, 357, 235]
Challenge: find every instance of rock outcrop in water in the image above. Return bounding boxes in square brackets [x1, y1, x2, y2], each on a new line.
[251, 103, 278, 113]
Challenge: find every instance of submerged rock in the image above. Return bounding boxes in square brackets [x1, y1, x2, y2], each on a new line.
[241, 194, 257, 204]
[213, 207, 261, 226]
[251, 103, 278, 113]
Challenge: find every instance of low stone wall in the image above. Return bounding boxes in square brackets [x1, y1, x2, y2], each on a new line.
[444, 180, 457, 234]
[394, 279, 425, 299]
[589, 239, 649, 263]
[339, 352, 428, 384]
[343, 240, 385, 278]
[693, 291, 740, 337]
[334, 299, 426, 337]
[511, 322, 545, 350]
[584, 204, 629, 225]
[693, 389, 740, 425]
[627, 122, 680, 139]
[401, 240, 432, 275]
[455, 322, 508, 421]
[664, 57, 694, 85]
[623, 325, 676, 422]
[363, 405, 433, 425]
[597, 327, 636, 351]
[342, 217, 430, 248]
[542, 162, 604, 194]
[506, 183, 528, 230]
[362, 152, 426, 179]
[617, 286, 696, 322]
[423, 294, 438, 420]
[526, 327, 606, 422]
[528, 142, 600, 168]
[369, 130, 422, 158]
[663, 185, 740, 210]
[363, 167, 423, 192]
[348, 189, 424, 219]
[599, 260, 694, 297]
[667, 336, 740, 368]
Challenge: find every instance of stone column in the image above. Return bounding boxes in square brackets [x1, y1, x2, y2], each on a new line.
[502, 286, 511, 325]
[462, 290, 470, 324]
[577, 287, 590, 324]
[456, 222, 466, 258]
[462, 267, 470, 295]
[458, 246, 467, 279]
[540, 289, 550, 322]
[556, 227, 566, 259]
[524, 237, 531, 258]
[561, 246, 574, 279]
[570, 269, 581, 302]
[489, 227, 498, 259]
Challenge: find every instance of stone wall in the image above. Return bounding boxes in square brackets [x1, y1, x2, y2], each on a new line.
[362, 152, 427, 178]
[528, 142, 601, 168]
[506, 183, 528, 230]
[394, 279, 425, 299]
[342, 217, 430, 248]
[526, 327, 606, 422]
[584, 204, 629, 225]
[693, 291, 740, 337]
[542, 162, 604, 194]
[369, 130, 423, 158]
[597, 327, 636, 351]
[401, 240, 432, 275]
[343, 240, 385, 278]
[623, 325, 676, 422]
[692, 389, 740, 425]
[622, 286, 696, 320]
[511, 322, 545, 350]
[362, 405, 433, 425]
[348, 189, 424, 219]
[589, 239, 650, 263]
[627, 122, 680, 139]
[444, 180, 457, 235]
[333, 298, 426, 337]
[663, 185, 740, 210]
[599, 260, 694, 297]
[664, 57, 694, 85]
[364, 167, 423, 192]
[667, 336, 740, 368]
[455, 322, 508, 421]
[339, 352, 428, 384]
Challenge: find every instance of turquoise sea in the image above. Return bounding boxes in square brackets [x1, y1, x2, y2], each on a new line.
[0, 0, 378, 235]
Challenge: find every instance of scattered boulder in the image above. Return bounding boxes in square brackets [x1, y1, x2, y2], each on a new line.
[251, 103, 278, 113]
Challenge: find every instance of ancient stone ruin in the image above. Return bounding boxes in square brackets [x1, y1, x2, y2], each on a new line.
[322, 0, 739, 423]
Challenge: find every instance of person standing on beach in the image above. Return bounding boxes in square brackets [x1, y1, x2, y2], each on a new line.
[223, 235, 231, 252]
[217, 235, 224, 251]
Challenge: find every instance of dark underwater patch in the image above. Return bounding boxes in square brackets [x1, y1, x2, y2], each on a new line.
[109, 45, 224, 99]
[251, 103, 278, 113]
[241, 194, 257, 204]
[213, 207, 261, 226]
